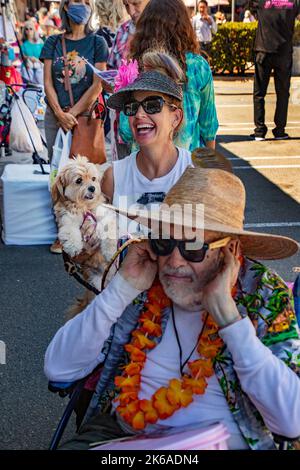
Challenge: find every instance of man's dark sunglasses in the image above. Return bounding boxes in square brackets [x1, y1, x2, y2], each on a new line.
[123, 95, 177, 117]
[149, 236, 231, 262]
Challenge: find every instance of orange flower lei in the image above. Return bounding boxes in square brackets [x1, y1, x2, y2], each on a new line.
[114, 279, 225, 431]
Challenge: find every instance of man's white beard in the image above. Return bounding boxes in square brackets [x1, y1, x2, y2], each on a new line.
[159, 258, 221, 312]
[159, 274, 202, 311]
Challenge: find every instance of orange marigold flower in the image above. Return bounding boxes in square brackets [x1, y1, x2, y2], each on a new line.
[188, 359, 214, 378]
[201, 329, 223, 348]
[182, 376, 207, 395]
[117, 401, 139, 422]
[153, 387, 178, 419]
[139, 399, 159, 424]
[124, 344, 146, 362]
[144, 302, 161, 319]
[139, 318, 162, 337]
[132, 410, 145, 430]
[203, 313, 217, 328]
[131, 330, 156, 350]
[117, 391, 138, 406]
[114, 374, 140, 389]
[166, 379, 193, 408]
[123, 362, 143, 376]
[139, 311, 159, 323]
[197, 342, 221, 358]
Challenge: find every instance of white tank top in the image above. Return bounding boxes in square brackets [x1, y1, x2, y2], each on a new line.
[112, 148, 193, 237]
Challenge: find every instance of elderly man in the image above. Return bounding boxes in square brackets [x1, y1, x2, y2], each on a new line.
[45, 167, 300, 450]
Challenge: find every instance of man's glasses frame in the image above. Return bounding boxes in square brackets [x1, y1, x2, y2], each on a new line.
[149, 235, 231, 262]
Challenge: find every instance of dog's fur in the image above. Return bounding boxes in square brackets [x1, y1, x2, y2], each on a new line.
[51, 156, 117, 316]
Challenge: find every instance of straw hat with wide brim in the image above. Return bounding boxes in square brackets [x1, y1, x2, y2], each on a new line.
[104, 167, 299, 260]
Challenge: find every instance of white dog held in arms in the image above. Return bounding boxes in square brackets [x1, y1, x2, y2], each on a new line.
[51, 156, 117, 313]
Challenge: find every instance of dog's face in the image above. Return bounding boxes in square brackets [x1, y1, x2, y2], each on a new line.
[52, 156, 106, 208]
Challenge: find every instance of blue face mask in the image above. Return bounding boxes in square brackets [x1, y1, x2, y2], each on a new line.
[67, 4, 91, 25]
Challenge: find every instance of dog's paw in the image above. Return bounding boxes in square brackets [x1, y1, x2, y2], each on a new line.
[61, 237, 84, 258]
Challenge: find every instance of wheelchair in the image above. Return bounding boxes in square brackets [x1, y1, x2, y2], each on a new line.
[48, 275, 300, 450]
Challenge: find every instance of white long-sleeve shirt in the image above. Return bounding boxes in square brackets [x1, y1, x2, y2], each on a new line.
[45, 273, 300, 443]
[192, 14, 217, 42]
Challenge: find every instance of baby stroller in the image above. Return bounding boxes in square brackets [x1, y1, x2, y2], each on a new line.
[0, 81, 48, 174]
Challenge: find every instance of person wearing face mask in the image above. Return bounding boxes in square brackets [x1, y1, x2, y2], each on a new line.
[40, 0, 109, 254]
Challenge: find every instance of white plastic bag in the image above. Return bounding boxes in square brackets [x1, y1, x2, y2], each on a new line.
[49, 128, 72, 188]
[9, 96, 44, 153]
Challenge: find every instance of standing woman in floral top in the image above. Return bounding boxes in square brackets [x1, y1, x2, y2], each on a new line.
[40, 0, 108, 162]
[40, 0, 108, 253]
[119, 0, 219, 152]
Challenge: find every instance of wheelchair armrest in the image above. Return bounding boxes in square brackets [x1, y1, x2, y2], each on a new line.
[48, 381, 78, 398]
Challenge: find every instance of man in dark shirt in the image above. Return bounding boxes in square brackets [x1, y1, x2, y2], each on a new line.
[250, 0, 300, 140]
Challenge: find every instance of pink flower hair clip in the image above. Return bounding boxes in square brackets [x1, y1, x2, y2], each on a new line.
[114, 59, 140, 92]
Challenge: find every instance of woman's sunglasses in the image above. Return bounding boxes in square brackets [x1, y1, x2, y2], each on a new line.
[149, 236, 231, 262]
[123, 95, 177, 117]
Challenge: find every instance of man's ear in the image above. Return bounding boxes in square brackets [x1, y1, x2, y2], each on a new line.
[51, 172, 66, 204]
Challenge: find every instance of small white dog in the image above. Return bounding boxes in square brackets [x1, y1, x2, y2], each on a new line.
[51, 156, 117, 305]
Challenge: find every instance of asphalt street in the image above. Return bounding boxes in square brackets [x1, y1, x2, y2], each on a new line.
[0, 77, 300, 449]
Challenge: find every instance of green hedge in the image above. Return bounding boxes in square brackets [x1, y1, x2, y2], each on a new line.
[211, 21, 300, 75]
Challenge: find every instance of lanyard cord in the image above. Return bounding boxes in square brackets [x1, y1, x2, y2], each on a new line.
[171, 303, 209, 376]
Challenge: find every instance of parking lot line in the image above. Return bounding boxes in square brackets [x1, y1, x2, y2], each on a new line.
[245, 222, 300, 228]
[233, 164, 300, 169]
[219, 126, 300, 131]
[228, 156, 300, 161]
[220, 121, 300, 125]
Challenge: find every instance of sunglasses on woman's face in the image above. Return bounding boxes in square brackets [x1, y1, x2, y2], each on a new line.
[123, 95, 177, 117]
[149, 236, 231, 262]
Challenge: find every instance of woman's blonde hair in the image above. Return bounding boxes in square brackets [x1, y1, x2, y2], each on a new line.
[141, 50, 185, 134]
[141, 50, 186, 85]
[95, 0, 129, 30]
[22, 20, 42, 43]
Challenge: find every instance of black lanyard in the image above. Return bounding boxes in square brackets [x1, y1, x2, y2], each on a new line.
[171, 303, 209, 376]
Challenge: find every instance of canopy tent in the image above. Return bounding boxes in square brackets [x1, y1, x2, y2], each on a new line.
[207, 0, 230, 6]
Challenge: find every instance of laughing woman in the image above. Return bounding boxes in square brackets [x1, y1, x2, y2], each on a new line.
[101, 51, 193, 237]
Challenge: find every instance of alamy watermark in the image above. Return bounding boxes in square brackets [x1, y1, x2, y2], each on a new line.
[97, 198, 205, 248]
[0, 340, 6, 365]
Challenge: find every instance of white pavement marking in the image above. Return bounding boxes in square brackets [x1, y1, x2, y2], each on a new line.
[219, 121, 300, 125]
[233, 164, 300, 169]
[219, 126, 300, 131]
[217, 104, 252, 108]
[228, 156, 300, 161]
[245, 222, 300, 228]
